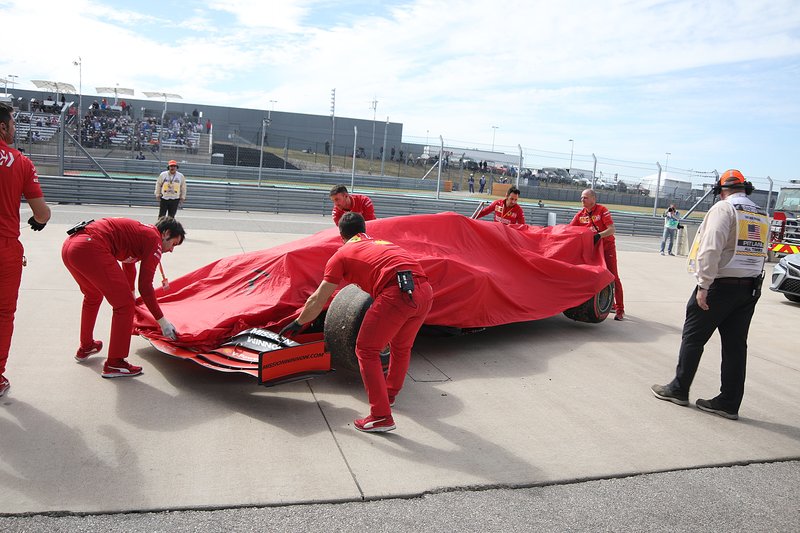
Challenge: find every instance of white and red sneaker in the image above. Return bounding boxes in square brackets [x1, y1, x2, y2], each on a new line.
[0, 375, 9, 397]
[75, 340, 103, 363]
[354, 414, 396, 433]
[102, 359, 143, 378]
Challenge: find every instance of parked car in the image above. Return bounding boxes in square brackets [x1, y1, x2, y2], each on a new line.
[770, 253, 800, 303]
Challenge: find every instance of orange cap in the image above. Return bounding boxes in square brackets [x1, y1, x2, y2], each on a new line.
[719, 169, 745, 187]
[168, 160, 178, 167]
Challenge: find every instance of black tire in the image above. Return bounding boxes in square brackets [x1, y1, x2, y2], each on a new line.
[785, 293, 800, 303]
[324, 284, 373, 372]
[563, 283, 615, 323]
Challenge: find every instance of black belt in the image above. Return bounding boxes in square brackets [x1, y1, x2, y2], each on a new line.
[713, 277, 756, 286]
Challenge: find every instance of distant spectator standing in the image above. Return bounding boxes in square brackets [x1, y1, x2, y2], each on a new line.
[468, 174, 475, 193]
[330, 184, 376, 226]
[205, 119, 212, 134]
[569, 189, 625, 320]
[479, 174, 486, 193]
[660, 204, 680, 256]
[0, 103, 52, 397]
[155, 160, 187, 218]
[475, 187, 525, 225]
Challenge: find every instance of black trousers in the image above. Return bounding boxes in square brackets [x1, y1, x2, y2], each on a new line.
[158, 198, 180, 218]
[669, 279, 759, 412]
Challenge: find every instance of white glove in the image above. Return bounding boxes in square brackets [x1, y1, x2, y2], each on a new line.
[157, 316, 178, 340]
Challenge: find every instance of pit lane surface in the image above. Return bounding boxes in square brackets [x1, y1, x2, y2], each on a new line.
[1, 205, 798, 530]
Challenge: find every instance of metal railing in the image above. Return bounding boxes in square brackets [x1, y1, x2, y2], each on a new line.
[39, 174, 669, 237]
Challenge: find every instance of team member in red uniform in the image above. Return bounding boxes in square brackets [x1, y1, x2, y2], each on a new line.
[569, 188, 624, 320]
[0, 103, 52, 397]
[330, 184, 376, 226]
[475, 187, 526, 224]
[280, 212, 433, 433]
[61, 217, 186, 378]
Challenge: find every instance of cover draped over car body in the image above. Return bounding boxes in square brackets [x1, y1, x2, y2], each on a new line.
[133, 212, 614, 351]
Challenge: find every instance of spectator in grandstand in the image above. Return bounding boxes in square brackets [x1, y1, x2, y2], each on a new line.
[329, 184, 376, 226]
[136, 151, 146, 160]
[205, 119, 211, 134]
[0, 102, 52, 397]
[155, 160, 187, 218]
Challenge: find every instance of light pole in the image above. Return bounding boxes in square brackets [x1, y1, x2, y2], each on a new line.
[664, 152, 671, 178]
[369, 98, 378, 172]
[491, 125, 499, 151]
[72, 59, 82, 145]
[568, 139, 574, 171]
[329, 88, 335, 172]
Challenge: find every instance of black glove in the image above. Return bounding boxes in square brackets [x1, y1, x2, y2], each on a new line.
[28, 216, 46, 231]
[279, 320, 303, 338]
[593, 233, 601, 245]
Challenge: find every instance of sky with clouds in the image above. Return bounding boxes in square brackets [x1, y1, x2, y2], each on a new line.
[2, 0, 799, 188]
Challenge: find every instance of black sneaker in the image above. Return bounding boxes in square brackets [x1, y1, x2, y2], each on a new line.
[651, 384, 689, 406]
[696, 398, 738, 420]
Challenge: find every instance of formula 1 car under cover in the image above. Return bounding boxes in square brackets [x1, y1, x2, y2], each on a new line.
[134, 212, 615, 385]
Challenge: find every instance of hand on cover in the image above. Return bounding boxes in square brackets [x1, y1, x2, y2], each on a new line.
[28, 216, 46, 231]
[157, 316, 178, 340]
[279, 320, 303, 338]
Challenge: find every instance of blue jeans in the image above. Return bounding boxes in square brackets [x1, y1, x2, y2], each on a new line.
[660, 227, 677, 254]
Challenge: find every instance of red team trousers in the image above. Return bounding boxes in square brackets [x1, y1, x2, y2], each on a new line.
[61, 234, 136, 361]
[355, 277, 433, 417]
[0, 238, 24, 375]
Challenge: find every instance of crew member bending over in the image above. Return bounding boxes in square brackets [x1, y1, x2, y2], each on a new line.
[475, 187, 525, 224]
[329, 184, 376, 226]
[61, 217, 185, 378]
[280, 212, 433, 433]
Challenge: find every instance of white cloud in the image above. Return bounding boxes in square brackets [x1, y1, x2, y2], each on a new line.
[2, 0, 799, 181]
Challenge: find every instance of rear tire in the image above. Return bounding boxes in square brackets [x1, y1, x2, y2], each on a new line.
[563, 283, 615, 323]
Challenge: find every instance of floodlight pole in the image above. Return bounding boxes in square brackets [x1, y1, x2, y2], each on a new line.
[258, 116, 267, 187]
[654, 162, 662, 217]
[369, 98, 377, 173]
[517, 144, 523, 188]
[329, 88, 335, 172]
[72, 58, 82, 146]
[436, 135, 444, 200]
[380, 116, 388, 176]
[351, 126, 357, 189]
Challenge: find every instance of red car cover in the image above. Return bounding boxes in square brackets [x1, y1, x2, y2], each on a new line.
[134, 212, 614, 350]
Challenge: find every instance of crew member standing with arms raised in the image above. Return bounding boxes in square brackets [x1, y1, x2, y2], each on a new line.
[0, 103, 51, 397]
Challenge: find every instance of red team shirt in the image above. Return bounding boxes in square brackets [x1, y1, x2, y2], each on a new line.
[569, 204, 617, 246]
[83, 218, 165, 319]
[0, 139, 44, 239]
[331, 194, 376, 226]
[477, 199, 525, 225]
[323, 233, 426, 298]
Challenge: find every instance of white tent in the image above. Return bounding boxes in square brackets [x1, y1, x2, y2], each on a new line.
[639, 172, 693, 198]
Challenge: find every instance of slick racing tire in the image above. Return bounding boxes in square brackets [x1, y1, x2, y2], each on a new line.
[563, 283, 615, 323]
[324, 284, 391, 372]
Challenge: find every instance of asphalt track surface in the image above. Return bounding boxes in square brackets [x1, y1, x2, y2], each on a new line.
[1, 205, 798, 532]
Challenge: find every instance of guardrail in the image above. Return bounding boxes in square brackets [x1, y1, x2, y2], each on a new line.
[38, 174, 669, 237]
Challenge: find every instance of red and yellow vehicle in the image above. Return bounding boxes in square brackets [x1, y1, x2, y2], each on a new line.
[769, 180, 800, 260]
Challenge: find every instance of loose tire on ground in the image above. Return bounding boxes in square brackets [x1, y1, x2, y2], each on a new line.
[563, 283, 615, 323]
